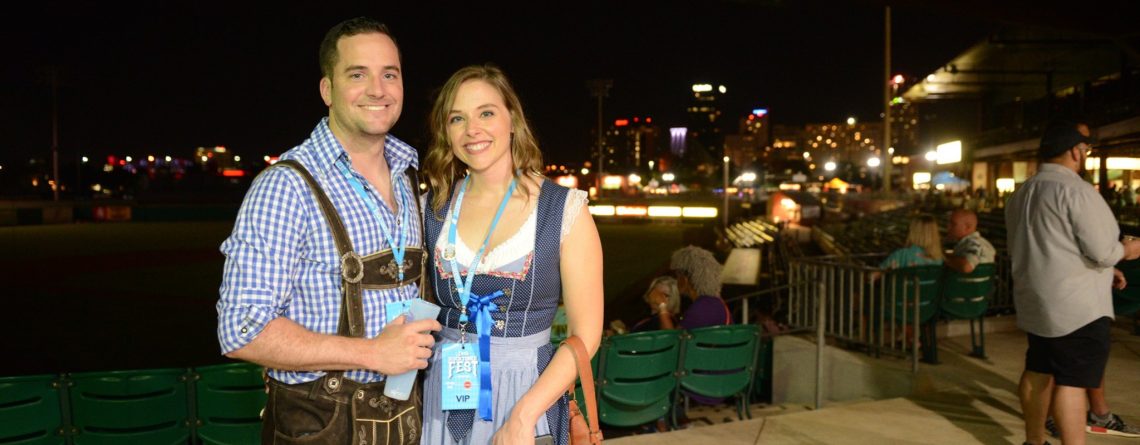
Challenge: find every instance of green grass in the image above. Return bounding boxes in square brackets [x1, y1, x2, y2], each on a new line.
[3, 220, 707, 375]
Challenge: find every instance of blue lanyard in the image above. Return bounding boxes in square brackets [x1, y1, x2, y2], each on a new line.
[446, 175, 517, 322]
[446, 174, 517, 422]
[335, 160, 410, 281]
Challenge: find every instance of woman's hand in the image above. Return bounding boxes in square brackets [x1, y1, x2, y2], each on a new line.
[491, 415, 536, 445]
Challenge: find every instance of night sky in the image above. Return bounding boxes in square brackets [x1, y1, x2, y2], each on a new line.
[7, 1, 1120, 168]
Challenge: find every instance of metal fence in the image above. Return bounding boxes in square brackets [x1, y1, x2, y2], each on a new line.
[785, 257, 926, 373]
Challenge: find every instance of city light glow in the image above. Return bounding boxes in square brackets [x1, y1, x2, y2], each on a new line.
[648, 206, 682, 217]
[588, 205, 615, 216]
[824, 161, 836, 171]
[913, 172, 932, 185]
[616, 206, 648, 216]
[682, 207, 718, 218]
[627, 173, 641, 184]
[924, 151, 938, 161]
[936, 140, 962, 164]
[867, 157, 881, 167]
[996, 178, 1016, 194]
[1086, 157, 1140, 171]
[846, 117, 856, 125]
[662, 172, 675, 182]
[692, 84, 712, 92]
[555, 175, 578, 189]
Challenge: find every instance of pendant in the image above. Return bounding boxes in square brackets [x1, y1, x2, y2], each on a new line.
[443, 245, 456, 261]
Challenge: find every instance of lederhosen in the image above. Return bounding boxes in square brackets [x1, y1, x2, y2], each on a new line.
[260, 160, 428, 445]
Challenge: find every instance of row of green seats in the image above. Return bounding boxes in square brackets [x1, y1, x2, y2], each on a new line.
[874, 263, 996, 364]
[0, 362, 265, 445]
[585, 324, 771, 430]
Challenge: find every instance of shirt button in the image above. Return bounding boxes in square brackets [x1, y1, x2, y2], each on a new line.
[240, 328, 248, 333]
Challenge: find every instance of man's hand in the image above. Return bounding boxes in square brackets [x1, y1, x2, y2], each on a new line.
[1123, 238, 1140, 261]
[365, 315, 441, 375]
[1113, 268, 1128, 290]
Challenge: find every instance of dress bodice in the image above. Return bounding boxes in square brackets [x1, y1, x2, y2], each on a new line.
[424, 180, 571, 337]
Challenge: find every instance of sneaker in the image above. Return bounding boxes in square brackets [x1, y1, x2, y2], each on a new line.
[1044, 416, 1059, 438]
[1087, 412, 1140, 438]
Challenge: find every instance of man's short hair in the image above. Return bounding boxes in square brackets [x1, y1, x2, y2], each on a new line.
[318, 17, 397, 80]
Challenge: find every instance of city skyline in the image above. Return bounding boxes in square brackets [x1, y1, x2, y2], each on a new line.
[5, 1, 1132, 169]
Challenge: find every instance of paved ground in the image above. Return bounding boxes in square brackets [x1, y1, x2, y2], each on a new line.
[608, 319, 1140, 444]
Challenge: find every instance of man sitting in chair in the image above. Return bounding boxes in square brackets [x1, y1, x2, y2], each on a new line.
[945, 208, 995, 274]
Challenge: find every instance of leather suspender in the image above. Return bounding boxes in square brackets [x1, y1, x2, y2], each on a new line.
[271, 159, 426, 340]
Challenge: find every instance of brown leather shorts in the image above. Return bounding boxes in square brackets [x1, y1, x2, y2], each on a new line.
[262, 374, 422, 445]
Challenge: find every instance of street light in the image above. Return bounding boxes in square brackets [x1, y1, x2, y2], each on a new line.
[846, 116, 856, 125]
[867, 157, 881, 168]
[824, 161, 837, 172]
[662, 172, 675, 182]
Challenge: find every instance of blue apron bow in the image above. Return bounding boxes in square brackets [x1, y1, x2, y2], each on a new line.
[465, 290, 502, 421]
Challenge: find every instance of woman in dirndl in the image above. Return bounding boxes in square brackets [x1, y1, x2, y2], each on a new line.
[419, 64, 603, 445]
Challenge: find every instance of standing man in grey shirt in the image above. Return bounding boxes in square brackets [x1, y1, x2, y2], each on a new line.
[1006, 120, 1140, 445]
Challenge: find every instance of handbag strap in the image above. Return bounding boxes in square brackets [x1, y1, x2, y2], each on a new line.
[562, 335, 602, 443]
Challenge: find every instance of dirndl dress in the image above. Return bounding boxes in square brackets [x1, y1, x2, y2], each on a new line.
[420, 180, 586, 445]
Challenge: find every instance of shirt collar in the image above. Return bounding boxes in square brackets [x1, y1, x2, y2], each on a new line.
[306, 117, 420, 175]
[1039, 163, 1078, 178]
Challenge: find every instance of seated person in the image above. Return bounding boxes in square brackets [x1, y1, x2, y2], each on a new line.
[630, 276, 681, 332]
[945, 208, 995, 273]
[670, 246, 732, 329]
[669, 245, 731, 414]
[880, 214, 944, 270]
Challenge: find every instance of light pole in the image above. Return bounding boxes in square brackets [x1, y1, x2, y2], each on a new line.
[723, 155, 730, 229]
[587, 79, 612, 196]
[882, 6, 893, 193]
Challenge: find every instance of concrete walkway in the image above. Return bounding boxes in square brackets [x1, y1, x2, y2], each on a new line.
[607, 319, 1140, 444]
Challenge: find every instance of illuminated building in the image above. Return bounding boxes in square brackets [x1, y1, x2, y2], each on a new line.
[686, 83, 728, 152]
[604, 116, 660, 173]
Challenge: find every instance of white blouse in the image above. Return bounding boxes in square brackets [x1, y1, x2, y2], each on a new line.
[434, 187, 588, 280]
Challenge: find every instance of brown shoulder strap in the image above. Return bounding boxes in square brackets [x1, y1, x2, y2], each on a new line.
[271, 160, 365, 338]
[273, 160, 355, 260]
[563, 336, 602, 444]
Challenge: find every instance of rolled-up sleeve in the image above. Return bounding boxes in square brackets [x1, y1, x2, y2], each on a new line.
[1071, 185, 1123, 269]
[217, 168, 308, 354]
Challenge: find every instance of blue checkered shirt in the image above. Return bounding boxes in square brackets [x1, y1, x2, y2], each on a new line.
[217, 118, 422, 384]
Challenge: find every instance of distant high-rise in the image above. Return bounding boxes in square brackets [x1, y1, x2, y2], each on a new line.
[604, 117, 660, 173]
[686, 83, 728, 153]
[669, 127, 688, 157]
[724, 109, 770, 169]
[802, 121, 883, 167]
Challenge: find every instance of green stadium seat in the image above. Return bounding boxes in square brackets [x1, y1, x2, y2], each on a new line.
[67, 368, 191, 445]
[0, 374, 65, 445]
[678, 325, 762, 421]
[594, 330, 682, 428]
[940, 263, 997, 359]
[192, 363, 266, 445]
[875, 265, 943, 363]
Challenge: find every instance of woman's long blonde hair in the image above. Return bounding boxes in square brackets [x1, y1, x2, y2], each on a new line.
[423, 64, 544, 218]
[907, 214, 944, 262]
